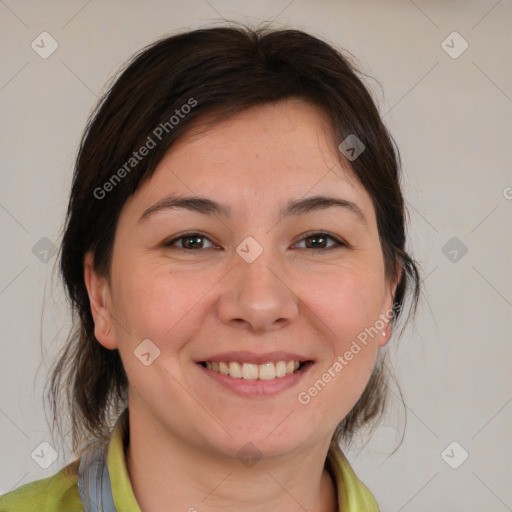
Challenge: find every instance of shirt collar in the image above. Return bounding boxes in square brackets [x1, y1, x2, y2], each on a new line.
[106, 409, 141, 511]
[326, 439, 379, 511]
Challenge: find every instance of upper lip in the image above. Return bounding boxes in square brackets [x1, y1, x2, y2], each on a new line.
[197, 351, 312, 365]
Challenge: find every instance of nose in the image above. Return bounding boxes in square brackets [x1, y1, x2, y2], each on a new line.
[217, 248, 299, 333]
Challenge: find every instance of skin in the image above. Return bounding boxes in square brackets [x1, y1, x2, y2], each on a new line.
[84, 98, 399, 512]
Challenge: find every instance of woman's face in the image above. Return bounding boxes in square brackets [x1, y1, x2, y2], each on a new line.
[86, 98, 397, 459]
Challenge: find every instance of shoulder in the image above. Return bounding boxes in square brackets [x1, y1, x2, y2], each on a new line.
[0, 459, 83, 512]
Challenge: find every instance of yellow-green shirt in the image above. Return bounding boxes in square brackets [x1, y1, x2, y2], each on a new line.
[0, 413, 379, 511]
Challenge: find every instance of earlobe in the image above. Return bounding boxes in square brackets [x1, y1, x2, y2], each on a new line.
[378, 326, 391, 347]
[83, 251, 117, 350]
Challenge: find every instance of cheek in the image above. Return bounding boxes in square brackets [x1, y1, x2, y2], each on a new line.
[113, 267, 193, 336]
[111, 260, 221, 359]
[301, 260, 386, 343]
[296, 264, 385, 418]
[110, 264, 208, 400]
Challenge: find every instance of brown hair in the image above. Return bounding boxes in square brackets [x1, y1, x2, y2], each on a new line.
[46, 23, 420, 455]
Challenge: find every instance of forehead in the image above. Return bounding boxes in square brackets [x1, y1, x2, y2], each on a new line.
[169, 99, 355, 179]
[126, 99, 374, 221]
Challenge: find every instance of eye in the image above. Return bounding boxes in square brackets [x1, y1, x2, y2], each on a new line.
[164, 232, 217, 250]
[293, 232, 346, 250]
[163, 231, 346, 251]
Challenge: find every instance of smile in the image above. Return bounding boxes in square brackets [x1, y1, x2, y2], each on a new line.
[200, 360, 306, 380]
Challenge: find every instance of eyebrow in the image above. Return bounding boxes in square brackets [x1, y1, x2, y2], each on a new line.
[138, 194, 367, 225]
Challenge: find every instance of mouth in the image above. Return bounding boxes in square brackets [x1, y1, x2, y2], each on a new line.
[195, 351, 314, 397]
[198, 360, 311, 380]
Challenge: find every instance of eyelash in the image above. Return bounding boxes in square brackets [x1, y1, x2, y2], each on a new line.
[163, 231, 347, 251]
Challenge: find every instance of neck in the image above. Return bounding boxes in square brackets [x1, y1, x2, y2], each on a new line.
[125, 411, 338, 512]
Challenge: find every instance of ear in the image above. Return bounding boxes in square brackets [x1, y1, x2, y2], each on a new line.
[378, 263, 402, 348]
[84, 251, 117, 350]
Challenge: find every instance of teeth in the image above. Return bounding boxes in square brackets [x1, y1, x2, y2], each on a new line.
[242, 363, 259, 380]
[203, 360, 304, 380]
[229, 361, 242, 379]
[219, 362, 229, 375]
[259, 362, 275, 380]
[275, 361, 287, 378]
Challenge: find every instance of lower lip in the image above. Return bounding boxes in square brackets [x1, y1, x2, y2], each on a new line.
[197, 362, 313, 397]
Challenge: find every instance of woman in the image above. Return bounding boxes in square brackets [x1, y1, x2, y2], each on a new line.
[0, 24, 419, 511]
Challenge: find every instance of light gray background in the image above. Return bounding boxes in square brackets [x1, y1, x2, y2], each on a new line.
[1, 1, 511, 510]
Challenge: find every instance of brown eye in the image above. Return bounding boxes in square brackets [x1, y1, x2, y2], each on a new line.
[295, 232, 345, 250]
[164, 233, 216, 250]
